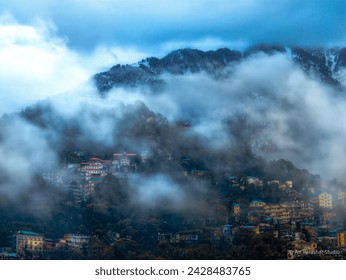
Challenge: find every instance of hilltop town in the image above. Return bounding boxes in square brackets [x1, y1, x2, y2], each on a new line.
[1, 150, 346, 260]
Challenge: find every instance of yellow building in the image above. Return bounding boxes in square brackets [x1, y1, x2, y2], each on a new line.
[337, 231, 346, 247]
[338, 192, 346, 207]
[263, 201, 314, 224]
[16, 231, 43, 255]
[233, 203, 240, 216]
[316, 192, 333, 209]
[250, 200, 266, 208]
[291, 240, 318, 251]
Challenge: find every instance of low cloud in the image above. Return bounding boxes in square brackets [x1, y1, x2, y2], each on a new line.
[0, 12, 147, 115]
[128, 174, 211, 213]
[1, 42, 346, 205]
[129, 174, 187, 209]
[0, 116, 57, 194]
[101, 52, 346, 180]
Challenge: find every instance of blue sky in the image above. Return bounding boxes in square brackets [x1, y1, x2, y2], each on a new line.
[1, 0, 346, 53]
[1, 0, 346, 114]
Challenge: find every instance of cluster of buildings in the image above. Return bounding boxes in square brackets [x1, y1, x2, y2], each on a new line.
[0, 231, 44, 260]
[43, 152, 218, 203]
[247, 200, 315, 224]
[0, 231, 93, 259]
[43, 152, 141, 202]
[80, 153, 138, 181]
[28, 156, 346, 259]
[153, 174, 345, 259]
[228, 174, 346, 258]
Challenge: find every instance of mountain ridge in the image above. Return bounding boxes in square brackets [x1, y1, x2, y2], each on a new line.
[94, 45, 346, 92]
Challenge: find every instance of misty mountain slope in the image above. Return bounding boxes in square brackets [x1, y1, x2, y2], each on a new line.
[16, 99, 253, 175]
[2, 45, 345, 245]
[242, 45, 346, 87]
[10, 96, 320, 187]
[2, 44, 346, 204]
[98, 47, 346, 181]
[94, 46, 346, 93]
[93, 48, 242, 92]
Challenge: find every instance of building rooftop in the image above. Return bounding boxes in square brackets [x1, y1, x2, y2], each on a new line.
[113, 153, 136, 156]
[242, 226, 255, 229]
[251, 200, 265, 204]
[17, 231, 43, 236]
[181, 157, 191, 160]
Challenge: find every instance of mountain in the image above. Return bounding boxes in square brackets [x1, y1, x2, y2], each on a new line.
[94, 48, 242, 92]
[94, 45, 346, 92]
[245, 45, 346, 86]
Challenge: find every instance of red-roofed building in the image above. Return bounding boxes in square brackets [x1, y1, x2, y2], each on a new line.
[81, 158, 110, 182]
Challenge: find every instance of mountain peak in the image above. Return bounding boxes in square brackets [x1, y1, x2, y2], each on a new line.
[93, 45, 346, 93]
[93, 48, 241, 92]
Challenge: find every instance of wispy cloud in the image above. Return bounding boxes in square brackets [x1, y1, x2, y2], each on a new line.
[0, 13, 147, 114]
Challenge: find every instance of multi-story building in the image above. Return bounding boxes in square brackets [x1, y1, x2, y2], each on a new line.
[64, 234, 91, 248]
[254, 223, 275, 235]
[250, 200, 266, 208]
[158, 230, 201, 244]
[81, 158, 109, 182]
[157, 233, 180, 244]
[337, 231, 346, 247]
[246, 177, 263, 186]
[314, 192, 333, 209]
[177, 230, 200, 242]
[264, 204, 287, 222]
[338, 192, 346, 208]
[289, 201, 315, 223]
[15, 231, 44, 256]
[233, 203, 240, 216]
[263, 201, 314, 224]
[112, 153, 137, 178]
[64, 183, 83, 202]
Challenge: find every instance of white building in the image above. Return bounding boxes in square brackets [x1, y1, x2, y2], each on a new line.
[315, 192, 333, 209]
